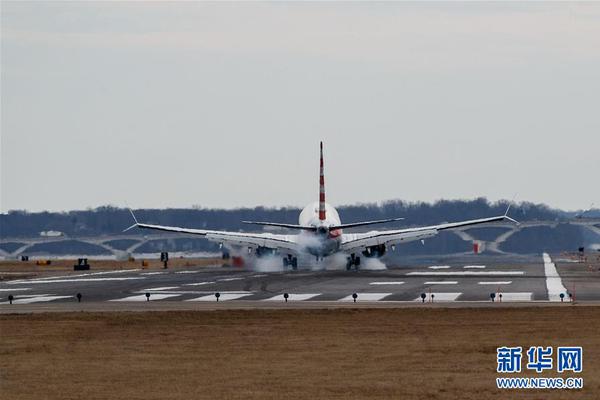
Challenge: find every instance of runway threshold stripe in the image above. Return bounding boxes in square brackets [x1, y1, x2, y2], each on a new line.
[494, 292, 533, 302]
[263, 293, 321, 301]
[110, 294, 180, 302]
[8, 277, 146, 285]
[186, 293, 252, 302]
[478, 281, 512, 285]
[369, 282, 405, 285]
[414, 293, 462, 302]
[1, 295, 73, 304]
[338, 293, 392, 302]
[543, 253, 568, 302]
[406, 271, 524, 276]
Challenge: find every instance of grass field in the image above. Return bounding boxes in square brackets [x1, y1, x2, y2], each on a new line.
[0, 258, 221, 281]
[1, 307, 598, 399]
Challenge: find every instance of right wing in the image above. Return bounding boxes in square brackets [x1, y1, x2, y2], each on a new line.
[341, 214, 517, 253]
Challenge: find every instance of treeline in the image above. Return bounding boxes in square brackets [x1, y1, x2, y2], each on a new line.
[1, 198, 561, 238]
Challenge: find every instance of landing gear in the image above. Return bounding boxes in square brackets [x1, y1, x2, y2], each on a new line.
[283, 255, 298, 270]
[346, 254, 361, 271]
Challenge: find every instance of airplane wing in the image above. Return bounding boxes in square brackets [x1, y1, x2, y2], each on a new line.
[340, 215, 517, 253]
[124, 213, 299, 253]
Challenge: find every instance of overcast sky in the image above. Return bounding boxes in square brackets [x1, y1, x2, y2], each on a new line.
[1, 2, 599, 213]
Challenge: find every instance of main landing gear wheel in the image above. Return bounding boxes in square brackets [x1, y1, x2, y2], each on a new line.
[346, 254, 361, 271]
[283, 255, 298, 271]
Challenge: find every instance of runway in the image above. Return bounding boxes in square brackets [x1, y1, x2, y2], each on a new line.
[1, 252, 599, 312]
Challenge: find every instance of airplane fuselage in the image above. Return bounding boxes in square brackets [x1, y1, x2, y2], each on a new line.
[298, 202, 343, 257]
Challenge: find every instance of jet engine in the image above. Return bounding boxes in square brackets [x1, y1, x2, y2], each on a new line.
[362, 244, 386, 258]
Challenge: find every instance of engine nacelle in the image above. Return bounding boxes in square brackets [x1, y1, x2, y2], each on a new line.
[255, 246, 278, 258]
[362, 244, 386, 258]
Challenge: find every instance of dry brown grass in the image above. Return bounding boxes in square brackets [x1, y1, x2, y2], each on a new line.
[0, 258, 222, 281]
[1, 307, 598, 399]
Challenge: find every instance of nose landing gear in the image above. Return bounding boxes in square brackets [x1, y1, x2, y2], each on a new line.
[283, 255, 298, 270]
[346, 254, 361, 271]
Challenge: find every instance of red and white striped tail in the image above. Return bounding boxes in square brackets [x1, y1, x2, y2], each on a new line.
[319, 141, 326, 221]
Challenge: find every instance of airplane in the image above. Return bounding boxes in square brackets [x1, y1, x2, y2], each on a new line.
[125, 142, 517, 270]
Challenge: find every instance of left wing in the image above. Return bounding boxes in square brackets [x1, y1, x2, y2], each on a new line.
[340, 215, 517, 253]
[124, 212, 299, 253]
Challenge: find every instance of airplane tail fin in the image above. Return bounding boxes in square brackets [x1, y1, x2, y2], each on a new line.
[319, 141, 326, 220]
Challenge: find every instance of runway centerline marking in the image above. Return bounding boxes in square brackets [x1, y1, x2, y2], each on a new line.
[263, 293, 321, 301]
[428, 266, 451, 270]
[406, 271, 524, 276]
[0, 288, 31, 291]
[142, 287, 179, 291]
[424, 281, 458, 285]
[463, 265, 486, 269]
[414, 293, 461, 302]
[219, 277, 244, 282]
[111, 294, 180, 302]
[175, 271, 200, 274]
[338, 293, 392, 302]
[369, 282, 405, 285]
[478, 281, 512, 285]
[183, 281, 215, 286]
[543, 253, 568, 302]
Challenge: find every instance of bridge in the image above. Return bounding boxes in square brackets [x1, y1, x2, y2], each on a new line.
[1, 219, 599, 259]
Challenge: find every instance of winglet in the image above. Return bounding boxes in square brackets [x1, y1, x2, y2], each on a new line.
[123, 208, 139, 232]
[503, 202, 519, 225]
[129, 208, 139, 224]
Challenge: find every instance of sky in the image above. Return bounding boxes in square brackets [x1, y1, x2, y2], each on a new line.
[1, 1, 599, 213]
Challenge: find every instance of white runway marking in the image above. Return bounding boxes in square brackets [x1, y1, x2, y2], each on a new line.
[143, 287, 179, 291]
[110, 294, 180, 302]
[428, 266, 451, 270]
[338, 293, 392, 302]
[8, 269, 142, 283]
[183, 281, 215, 286]
[8, 277, 145, 284]
[463, 265, 486, 269]
[424, 281, 458, 285]
[141, 272, 168, 275]
[414, 293, 461, 302]
[406, 271, 524, 276]
[175, 271, 200, 274]
[187, 293, 252, 301]
[0, 288, 31, 291]
[263, 293, 321, 301]
[494, 292, 533, 302]
[1, 295, 73, 304]
[478, 281, 512, 285]
[543, 253, 568, 301]
[369, 281, 405, 285]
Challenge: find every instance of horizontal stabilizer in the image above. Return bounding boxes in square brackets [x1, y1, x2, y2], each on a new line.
[242, 221, 317, 231]
[329, 217, 404, 230]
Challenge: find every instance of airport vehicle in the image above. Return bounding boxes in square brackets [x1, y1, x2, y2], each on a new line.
[126, 142, 516, 270]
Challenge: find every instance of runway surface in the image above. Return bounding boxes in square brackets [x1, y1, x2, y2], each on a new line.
[1, 252, 599, 312]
